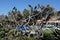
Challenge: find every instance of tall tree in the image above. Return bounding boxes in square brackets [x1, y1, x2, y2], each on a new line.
[16, 11, 23, 21]
[23, 9, 29, 18]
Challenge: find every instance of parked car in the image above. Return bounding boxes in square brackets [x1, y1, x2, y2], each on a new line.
[42, 25, 57, 30]
[18, 25, 31, 35]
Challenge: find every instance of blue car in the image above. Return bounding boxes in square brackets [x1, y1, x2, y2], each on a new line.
[18, 26, 30, 30]
[18, 25, 31, 33]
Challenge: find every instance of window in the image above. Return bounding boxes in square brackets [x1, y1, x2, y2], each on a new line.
[56, 23, 58, 27]
[58, 23, 60, 26]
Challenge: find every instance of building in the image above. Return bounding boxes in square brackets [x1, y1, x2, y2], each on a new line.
[47, 20, 60, 27]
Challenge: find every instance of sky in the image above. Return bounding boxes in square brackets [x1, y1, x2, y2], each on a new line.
[0, 0, 60, 15]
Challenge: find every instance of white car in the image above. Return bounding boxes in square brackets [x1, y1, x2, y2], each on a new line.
[42, 25, 57, 31]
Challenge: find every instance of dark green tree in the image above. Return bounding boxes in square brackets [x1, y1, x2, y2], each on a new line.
[23, 9, 29, 18]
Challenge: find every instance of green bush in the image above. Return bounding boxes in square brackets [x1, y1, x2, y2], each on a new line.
[4, 28, 9, 33]
[19, 36, 36, 40]
[42, 29, 54, 36]
[0, 38, 5, 40]
[8, 30, 14, 34]
[0, 31, 5, 37]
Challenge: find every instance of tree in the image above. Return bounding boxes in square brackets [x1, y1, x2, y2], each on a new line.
[16, 11, 23, 21]
[23, 9, 29, 18]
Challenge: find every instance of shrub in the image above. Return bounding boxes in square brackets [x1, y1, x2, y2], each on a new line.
[42, 29, 54, 36]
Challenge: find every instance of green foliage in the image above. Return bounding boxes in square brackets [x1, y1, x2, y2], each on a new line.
[8, 30, 14, 34]
[23, 9, 29, 18]
[0, 38, 5, 40]
[0, 20, 5, 23]
[0, 31, 5, 37]
[0, 27, 10, 38]
[57, 18, 60, 20]
[15, 35, 36, 40]
[4, 28, 9, 33]
[16, 11, 23, 21]
[8, 11, 13, 16]
[42, 29, 54, 36]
